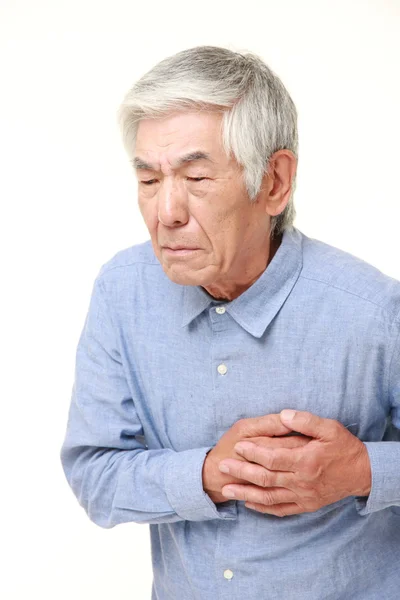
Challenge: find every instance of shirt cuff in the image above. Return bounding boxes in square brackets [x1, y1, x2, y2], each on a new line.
[163, 446, 238, 521]
[355, 441, 400, 515]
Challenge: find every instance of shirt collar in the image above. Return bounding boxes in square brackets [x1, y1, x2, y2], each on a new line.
[181, 226, 304, 338]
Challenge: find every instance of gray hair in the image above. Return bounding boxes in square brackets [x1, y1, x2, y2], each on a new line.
[116, 46, 298, 239]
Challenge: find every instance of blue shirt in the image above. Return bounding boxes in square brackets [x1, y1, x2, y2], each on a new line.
[60, 226, 400, 600]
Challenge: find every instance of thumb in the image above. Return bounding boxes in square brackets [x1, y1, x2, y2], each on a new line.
[241, 413, 293, 438]
[279, 409, 338, 440]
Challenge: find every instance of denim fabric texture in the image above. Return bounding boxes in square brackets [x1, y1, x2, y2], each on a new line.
[60, 226, 400, 599]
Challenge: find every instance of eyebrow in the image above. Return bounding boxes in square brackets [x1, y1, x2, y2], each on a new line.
[132, 151, 214, 171]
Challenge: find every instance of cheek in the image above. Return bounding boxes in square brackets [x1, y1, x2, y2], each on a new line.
[139, 197, 158, 230]
[204, 203, 241, 238]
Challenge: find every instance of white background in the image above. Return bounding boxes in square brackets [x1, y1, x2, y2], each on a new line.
[1, 0, 399, 598]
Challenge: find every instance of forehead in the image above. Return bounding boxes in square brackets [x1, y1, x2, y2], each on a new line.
[134, 111, 227, 169]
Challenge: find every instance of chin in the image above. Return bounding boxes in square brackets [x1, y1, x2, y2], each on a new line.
[162, 264, 210, 287]
[164, 270, 201, 286]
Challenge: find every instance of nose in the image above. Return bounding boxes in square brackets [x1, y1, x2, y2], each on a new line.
[157, 178, 189, 227]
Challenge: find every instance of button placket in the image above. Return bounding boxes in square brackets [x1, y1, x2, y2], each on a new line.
[210, 304, 236, 592]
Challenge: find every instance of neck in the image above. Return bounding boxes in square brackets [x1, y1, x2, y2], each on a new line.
[202, 233, 282, 302]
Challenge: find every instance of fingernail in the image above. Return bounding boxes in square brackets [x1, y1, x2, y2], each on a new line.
[235, 441, 255, 454]
[222, 488, 236, 498]
[280, 409, 296, 421]
[219, 463, 230, 473]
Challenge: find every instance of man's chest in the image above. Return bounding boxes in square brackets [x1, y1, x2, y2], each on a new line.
[120, 301, 391, 451]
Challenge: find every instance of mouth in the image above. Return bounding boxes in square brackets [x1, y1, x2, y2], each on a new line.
[163, 247, 201, 256]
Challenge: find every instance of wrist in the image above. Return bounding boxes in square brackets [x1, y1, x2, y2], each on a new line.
[355, 443, 372, 497]
[202, 451, 227, 503]
[202, 450, 217, 494]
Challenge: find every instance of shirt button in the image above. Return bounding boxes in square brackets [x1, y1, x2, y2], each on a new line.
[215, 306, 226, 314]
[217, 364, 228, 375]
[224, 569, 234, 580]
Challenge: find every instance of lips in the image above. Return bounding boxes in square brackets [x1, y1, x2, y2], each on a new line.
[162, 246, 201, 257]
[164, 246, 199, 250]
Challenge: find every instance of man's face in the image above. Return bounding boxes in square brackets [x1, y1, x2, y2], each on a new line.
[134, 110, 270, 287]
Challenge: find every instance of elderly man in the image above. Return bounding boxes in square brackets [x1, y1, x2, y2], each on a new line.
[60, 46, 400, 599]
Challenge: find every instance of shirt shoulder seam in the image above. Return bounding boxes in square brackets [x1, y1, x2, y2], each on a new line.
[97, 260, 161, 279]
[299, 274, 400, 323]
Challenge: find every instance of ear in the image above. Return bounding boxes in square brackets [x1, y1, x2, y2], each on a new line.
[261, 150, 297, 217]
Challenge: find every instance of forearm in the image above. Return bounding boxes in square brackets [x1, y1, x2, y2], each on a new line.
[61, 440, 237, 528]
[61, 275, 237, 528]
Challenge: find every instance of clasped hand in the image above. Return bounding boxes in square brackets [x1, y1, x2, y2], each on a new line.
[214, 410, 372, 517]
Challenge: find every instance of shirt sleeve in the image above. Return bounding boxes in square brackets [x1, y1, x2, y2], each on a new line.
[60, 273, 237, 529]
[355, 319, 400, 515]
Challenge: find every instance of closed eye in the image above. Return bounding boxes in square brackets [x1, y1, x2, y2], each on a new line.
[140, 177, 207, 185]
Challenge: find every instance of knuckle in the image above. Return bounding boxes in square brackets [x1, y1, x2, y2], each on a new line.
[261, 490, 274, 505]
[234, 464, 244, 479]
[234, 419, 245, 433]
[232, 461, 249, 481]
[242, 487, 252, 502]
[259, 450, 275, 470]
[259, 470, 270, 488]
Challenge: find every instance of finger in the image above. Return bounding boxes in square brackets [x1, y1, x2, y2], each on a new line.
[221, 484, 297, 505]
[238, 414, 293, 438]
[218, 458, 292, 488]
[246, 434, 311, 450]
[245, 502, 302, 517]
[234, 443, 300, 472]
[279, 409, 343, 441]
